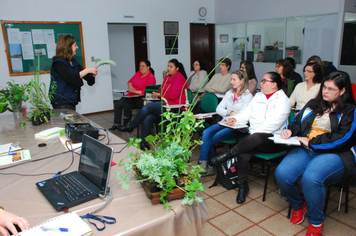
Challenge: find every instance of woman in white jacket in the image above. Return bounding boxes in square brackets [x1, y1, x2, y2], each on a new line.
[198, 70, 253, 176]
[212, 71, 291, 204]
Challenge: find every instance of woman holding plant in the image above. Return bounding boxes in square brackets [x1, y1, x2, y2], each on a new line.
[49, 35, 98, 110]
[119, 58, 188, 150]
[198, 70, 253, 176]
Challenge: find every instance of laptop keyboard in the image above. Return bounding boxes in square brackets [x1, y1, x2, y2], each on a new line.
[53, 174, 93, 202]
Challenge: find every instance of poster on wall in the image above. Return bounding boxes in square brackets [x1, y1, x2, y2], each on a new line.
[233, 37, 249, 61]
[252, 35, 261, 53]
[165, 36, 178, 55]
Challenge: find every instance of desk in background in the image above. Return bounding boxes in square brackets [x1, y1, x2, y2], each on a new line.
[0, 110, 207, 236]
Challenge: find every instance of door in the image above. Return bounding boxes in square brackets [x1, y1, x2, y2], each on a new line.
[190, 23, 215, 78]
[133, 26, 147, 71]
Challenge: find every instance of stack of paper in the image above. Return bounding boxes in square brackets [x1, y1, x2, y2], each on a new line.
[34, 127, 65, 140]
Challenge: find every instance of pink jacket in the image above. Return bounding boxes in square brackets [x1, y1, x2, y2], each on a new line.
[160, 72, 188, 105]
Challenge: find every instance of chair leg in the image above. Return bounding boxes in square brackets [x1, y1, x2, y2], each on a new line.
[337, 187, 344, 212]
[287, 204, 292, 219]
[323, 185, 332, 215]
[262, 161, 271, 202]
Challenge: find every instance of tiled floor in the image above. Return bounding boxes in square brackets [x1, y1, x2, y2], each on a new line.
[84, 110, 356, 236]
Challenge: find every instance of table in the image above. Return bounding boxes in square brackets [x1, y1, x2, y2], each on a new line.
[0, 110, 207, 235]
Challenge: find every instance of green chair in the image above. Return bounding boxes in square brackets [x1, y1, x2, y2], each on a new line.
[187, 88, 193, 104]
[195, 93, 218, 135]
[250, 110, 295, 202]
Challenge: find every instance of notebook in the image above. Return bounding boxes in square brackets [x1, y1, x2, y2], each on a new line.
[36, 134, 113, 211]
[19, 212, 92, 236]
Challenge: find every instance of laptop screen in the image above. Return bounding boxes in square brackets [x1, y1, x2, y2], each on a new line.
[78, 134, 113, 192]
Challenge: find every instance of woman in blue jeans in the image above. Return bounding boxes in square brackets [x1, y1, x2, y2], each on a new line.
[275, 71, 356, 236]
[198, 70, 253, 176]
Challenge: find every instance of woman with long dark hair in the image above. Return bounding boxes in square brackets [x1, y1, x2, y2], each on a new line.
[275, 71, 356, 236]
[240, 60, 257, 95]
[120, 58, 188, 150]
[275, 59, 295, 97]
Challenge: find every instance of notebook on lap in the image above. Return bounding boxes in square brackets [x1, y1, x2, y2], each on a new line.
[36, 134, 113, 211]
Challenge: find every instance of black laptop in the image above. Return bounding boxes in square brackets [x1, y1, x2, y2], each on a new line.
[36, 134, 113, 211]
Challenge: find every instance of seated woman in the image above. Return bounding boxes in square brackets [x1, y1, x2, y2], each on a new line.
[275, 59, 295, 97]
[285, 57, 303, 88]
[289, 62, 322, 112]
[240, 60, 258, 95]
[120, 59, 188, 150]
[198, 70, 253, 176]
[109, 60, 156, 130]
[275, 71, 356, 236]
[212, 72, 291, 204]
[187, 59, 208, 93]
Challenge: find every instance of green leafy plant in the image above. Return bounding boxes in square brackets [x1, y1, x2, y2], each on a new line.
[94, 58, 117, 67]
[115, 51, 232, 210]
[27, 55, 56, 123]
[0, 80, 30, 111]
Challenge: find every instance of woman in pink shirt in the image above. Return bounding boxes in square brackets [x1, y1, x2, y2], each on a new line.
[120, 59, 188, 150]
[109, 60, 156, 131]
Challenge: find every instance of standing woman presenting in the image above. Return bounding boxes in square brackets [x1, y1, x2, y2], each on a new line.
[49, 35, 98, 110]
[275, 71, 356, 236]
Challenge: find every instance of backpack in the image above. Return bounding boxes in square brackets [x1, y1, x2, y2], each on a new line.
[210, 157, 239, 190]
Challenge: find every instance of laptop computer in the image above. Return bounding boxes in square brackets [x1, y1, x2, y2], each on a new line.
[36, 134, 114, 211]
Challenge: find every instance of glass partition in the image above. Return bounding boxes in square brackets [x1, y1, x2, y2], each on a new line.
[286, 17, 305, 64]
[247, 19, 284, 63]
[215, 23, 245, 61]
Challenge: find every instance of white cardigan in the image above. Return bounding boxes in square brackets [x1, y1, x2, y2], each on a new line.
[231, 90, 292, 135]
[216, 90, 253, 117]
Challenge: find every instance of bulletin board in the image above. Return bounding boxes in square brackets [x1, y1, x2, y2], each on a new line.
[1, 20, 85, 76]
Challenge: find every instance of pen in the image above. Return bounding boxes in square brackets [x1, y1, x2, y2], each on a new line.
[41, 226, 70, 232]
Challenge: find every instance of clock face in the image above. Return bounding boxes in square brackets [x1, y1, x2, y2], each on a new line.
[199, 7, 207, 17]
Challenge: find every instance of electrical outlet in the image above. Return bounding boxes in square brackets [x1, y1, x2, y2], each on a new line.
[91, 56, 95, 62]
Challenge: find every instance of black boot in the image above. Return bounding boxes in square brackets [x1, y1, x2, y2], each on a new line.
[212, 149, 234, 165]
[140, 141, 150, 151]
[123, 118, 130, 126]
[236, 181, 249, 204]
[119, 125, 133, 132]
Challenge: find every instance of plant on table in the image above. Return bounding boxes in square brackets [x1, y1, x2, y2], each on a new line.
[27, 55, 57, 124]
[0, 80, 30, 112]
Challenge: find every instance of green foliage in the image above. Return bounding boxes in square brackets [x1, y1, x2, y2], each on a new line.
[0, 80, 30, 108]
[27, 55, 56, 123]
[94, 59, 117, 67]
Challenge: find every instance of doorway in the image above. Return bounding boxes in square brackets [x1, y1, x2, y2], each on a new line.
[133, 26, 148, 71]
[190, 23, 215, 78]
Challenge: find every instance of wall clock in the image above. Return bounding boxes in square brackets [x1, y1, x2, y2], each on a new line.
[199, 7, 207, 17]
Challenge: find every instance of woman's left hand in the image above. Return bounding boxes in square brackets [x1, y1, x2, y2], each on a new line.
[151, 92, 160, 99]
[296, 137, 309, 146]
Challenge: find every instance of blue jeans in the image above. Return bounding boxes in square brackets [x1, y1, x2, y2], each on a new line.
[275, 147, 344, 225]
[199, 124, 239, 166]
[129, 102, 164, 143]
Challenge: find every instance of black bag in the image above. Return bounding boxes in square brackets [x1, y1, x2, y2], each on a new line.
[210, 157, 239, 190]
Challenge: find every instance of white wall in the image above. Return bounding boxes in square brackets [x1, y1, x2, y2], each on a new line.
[0, 0, 215, 114]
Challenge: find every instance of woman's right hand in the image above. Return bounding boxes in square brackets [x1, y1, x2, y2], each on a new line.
[280, 129, 292, 139]
[226, 118, 236, 126]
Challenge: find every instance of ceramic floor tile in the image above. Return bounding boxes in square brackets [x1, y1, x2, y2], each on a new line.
[258, 213, 305, 236]
[214, 189, 239, 209]
[203, 222, 226, 236]
[210, 210, 254, 235]
[204, 198, 230, 219]
[328, 206, 356, 228]
[234, 201, 276, 223]
[321, 217, 356, 236]
[255, 191, 289, 211]
[244, 181, 264, 200]
[236, 225, 273, 236]
[203, 180, 229, 197]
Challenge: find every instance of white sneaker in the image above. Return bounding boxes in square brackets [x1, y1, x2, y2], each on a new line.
[198, 160, 208, 174]
[198, 160, 215, 177]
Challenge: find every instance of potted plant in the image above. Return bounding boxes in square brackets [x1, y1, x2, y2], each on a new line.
[0, 80, 30, 118]
[115, 55, 230, 210]
[27, 56, 56, 125]
[0, 95, 9, 114]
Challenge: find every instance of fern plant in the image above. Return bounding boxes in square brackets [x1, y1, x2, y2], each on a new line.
[94, 58, 117, 67]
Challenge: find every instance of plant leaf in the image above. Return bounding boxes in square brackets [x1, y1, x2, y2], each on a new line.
[97, 59, 117, 67]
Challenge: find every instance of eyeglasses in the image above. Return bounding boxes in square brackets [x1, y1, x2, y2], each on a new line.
[275, 65, 282, 68]
[193, 63, 200, 66]
[261, 79, 275, 84]
[304, 69, 314, 73]
[322, 85, 339, 92]
[240, 67, 246, 70]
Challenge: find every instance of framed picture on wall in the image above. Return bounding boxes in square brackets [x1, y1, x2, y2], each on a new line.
[165, 36, 178, 54]
[220, 34, 229, 43]
[164, 21, 179, 35]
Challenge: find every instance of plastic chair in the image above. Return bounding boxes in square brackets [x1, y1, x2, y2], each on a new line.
[195, 93, 219, 135]
[250, 110, 295, 202]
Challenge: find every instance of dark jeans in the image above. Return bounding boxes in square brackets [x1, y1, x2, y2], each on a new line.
[113, 97, 143, 125]
[129, 102, 164, 143]
[231, 132, 287, 183]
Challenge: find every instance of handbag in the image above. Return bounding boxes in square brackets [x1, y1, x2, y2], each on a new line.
[210, 157, 239, 190]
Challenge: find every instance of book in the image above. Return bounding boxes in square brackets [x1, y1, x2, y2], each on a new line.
[272, 134, 301, 146]
[34, 127, 65, 140]
[218, 121, 249, 129]
[19, 212, 92, 236]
